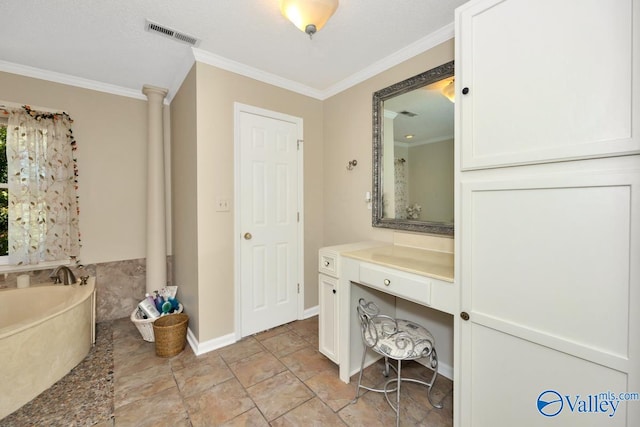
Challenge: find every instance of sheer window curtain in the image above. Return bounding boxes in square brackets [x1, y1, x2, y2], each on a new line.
[6, 107, 80, 265]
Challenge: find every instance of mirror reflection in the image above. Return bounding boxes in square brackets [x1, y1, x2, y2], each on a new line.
[372, 61, 454, 236]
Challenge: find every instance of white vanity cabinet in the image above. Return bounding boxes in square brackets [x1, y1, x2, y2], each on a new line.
[358, 263, 433, 308]
[318, 249, 339, 363]
[455, 0, 640, 425]
[318, 273, 339, 362]
[330, 244, 456, 383]
[318, 242, 384, 363]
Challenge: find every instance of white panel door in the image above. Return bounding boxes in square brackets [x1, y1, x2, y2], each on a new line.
[457, 161, 640, 426]
[457, 0, 640, 169]
[238, 110, 300, 337]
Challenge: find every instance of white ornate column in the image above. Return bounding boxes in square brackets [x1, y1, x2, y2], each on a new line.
[142, 85, 168, 293]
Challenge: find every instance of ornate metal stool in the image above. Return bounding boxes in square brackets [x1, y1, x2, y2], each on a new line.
[353, 298, 442, 426]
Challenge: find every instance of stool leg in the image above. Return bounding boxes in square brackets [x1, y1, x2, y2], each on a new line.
[383, 356, 390, 377]
[426, 348, 443, 409]
[395, 359, 402, 427]
[382, 359, 402, 427]
[353, 345, 368, 402]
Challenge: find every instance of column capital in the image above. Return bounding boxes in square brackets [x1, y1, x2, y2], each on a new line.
[142, 85, 169, 100]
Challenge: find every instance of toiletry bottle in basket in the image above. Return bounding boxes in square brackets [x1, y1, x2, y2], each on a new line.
[145, 293, 155, 307]
[154, 291, 164, 311]
[138, 298, 161, 319]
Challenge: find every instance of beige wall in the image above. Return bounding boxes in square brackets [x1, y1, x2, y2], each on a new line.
[0, 71, 151, 265]
[1, 38, 454, 346]
[322, 39, 455, 246]
[170, 66, 201, 337]
[408, 139, 454, 223]
[172, 62, 324, 343]
[321, 40, 456, 372]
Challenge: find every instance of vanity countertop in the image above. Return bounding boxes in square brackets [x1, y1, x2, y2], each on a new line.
[342, 244, 454, 282]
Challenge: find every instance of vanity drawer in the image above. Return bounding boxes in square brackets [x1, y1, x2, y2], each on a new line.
[319, 250, 338, 277]
[359, 263, 431, 306]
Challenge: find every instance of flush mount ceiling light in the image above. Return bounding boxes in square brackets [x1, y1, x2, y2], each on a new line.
[280, 0, 339, 38]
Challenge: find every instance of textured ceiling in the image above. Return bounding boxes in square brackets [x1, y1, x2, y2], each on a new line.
[0, 0, 467, 100]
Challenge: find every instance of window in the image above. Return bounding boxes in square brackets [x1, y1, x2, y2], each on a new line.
[0, 106, 80, 268]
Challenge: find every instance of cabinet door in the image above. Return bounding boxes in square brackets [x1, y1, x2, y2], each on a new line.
[456, 0, 640, 170]
[457, 160, 640, 426]
[319, 274, 339, 363]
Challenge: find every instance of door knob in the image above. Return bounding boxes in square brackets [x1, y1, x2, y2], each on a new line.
[243, 232, 252, 240]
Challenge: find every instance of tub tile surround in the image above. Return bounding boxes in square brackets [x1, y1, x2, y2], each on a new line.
[92, 259, 146, 323]
[0, 256, 173, 322]
[0, 268, 62, 288]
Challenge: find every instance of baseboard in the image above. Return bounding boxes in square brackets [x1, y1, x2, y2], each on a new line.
[350, 354, 453, 382]
[186, 327, 236, 356]
[303, 305, 319, 318]
[417, 359, 453, 381]
[186, 308, 453, 381]
[187, 306, 318, 356]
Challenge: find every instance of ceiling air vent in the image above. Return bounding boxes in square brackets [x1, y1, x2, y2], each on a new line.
[145, 19, 201, 47]
[399, 110, 418, 117]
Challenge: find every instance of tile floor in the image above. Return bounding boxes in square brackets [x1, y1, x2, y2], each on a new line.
[103, 316, 453, 426]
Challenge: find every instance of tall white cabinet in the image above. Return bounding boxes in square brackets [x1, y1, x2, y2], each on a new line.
[455, 0, 640, 426]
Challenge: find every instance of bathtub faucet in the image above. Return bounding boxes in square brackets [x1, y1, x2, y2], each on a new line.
[50, 266, 77, 285]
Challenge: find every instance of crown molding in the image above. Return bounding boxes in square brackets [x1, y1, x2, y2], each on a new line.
[192, 48, 326, 100]
[0, 60, 147, 101]
[395, 134, 454, 148]
[1, 22, 454, 104]
[187, 22, 453, 101]
[322, 23, 455, 99]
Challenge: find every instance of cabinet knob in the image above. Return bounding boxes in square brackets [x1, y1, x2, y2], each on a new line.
[462, 87, 470, 95]
[332, 289, 336, 294]
[324, 261, 330, 267]
[460, 311, 470, 321]
[383, 279, 391, 286]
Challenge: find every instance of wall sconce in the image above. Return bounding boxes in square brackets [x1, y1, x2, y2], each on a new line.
[280, 0, 339, 38]
[346, 159, 358, 171]
[441, 79, 455, 103]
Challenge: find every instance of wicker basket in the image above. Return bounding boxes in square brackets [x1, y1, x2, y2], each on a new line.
[153, 313, 189, 357]
[130, 304, 183, 342]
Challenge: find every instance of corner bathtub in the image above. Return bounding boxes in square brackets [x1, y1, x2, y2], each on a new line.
[0, 277, 96, 419]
